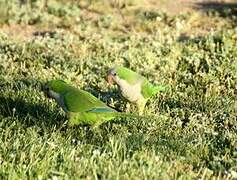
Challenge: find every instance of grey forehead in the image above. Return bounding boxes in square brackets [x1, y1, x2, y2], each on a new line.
[108, 68, 116, 75]
[42, 84, 49, 91]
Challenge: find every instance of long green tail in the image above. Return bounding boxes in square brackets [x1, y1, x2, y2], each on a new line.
[87, 107, 155, 120]
[153, 84, 170, 95]
[90, 107, 160, 127]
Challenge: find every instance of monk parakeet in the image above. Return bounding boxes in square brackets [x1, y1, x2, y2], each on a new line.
[107, 67, 168, 114]
[42, 80, 142, 126]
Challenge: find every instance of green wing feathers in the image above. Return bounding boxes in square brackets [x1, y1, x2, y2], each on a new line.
[63, 87, 107, 112]
[116, 67, 143, 85]
[86, 107, 116, 113]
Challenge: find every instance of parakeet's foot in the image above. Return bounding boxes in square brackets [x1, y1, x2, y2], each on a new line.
[138, 108, 144, 115]
[91, 121, 103, 129]
[137, 99, 147, 115]
[125, 103, 131, 113]
[68, 114, 82, 127]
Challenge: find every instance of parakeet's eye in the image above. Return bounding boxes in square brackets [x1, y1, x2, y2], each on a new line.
[108, 68, 117, 77]
[43, 86, 49, 92]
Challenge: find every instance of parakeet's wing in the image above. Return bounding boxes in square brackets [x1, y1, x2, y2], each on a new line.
[62, 87, 108, 112]
[86, 107, 116, 113]
[117, 67, 144, 85]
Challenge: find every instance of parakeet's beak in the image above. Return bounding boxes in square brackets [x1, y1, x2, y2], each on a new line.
[44, 91, 50, 98]
[42, 84, 50, 98]
[107, 74, 115, 85]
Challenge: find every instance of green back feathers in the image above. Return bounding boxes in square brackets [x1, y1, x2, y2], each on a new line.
[63, 89, 108, 112]
[46, 80, 68, 94]
[47, 80, 111, 113]
[116, 67, 144, 85]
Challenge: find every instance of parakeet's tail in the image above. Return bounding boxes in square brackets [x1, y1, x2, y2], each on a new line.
[87, 107, 156, 121]
[87, 107, 148, 119]
[115, 112, 146, 119]
[153, 84, 170, 95]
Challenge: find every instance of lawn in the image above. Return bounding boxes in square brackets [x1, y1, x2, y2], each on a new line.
[0, 0, 237, 179]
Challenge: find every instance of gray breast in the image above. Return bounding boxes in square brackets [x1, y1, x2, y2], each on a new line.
[117, 79, 144, 103]
[48, 90, 68, 112]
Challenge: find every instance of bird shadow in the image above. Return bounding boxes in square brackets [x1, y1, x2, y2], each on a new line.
[0, 92, 125, 145]
[85, 85, 125, 112]
[177, 33, 205, 43]
[33, 30, 57, 38]
[0, 95, 66, 129]
[0, 78, 150, 147]
[194, 1, 237, 17]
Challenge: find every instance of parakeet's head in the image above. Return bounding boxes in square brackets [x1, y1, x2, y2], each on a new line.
[107, 67, 118, 85]
[107, 66, 138, 86]
[43, 80, 67, 99]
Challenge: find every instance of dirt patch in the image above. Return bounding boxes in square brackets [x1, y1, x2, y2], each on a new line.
[1, 0, 236, 41]
[0, 24, 57, 41]
[1, 24, 36, 40]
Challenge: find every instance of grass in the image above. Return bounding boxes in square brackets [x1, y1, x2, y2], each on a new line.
[0, 0, 237, 179]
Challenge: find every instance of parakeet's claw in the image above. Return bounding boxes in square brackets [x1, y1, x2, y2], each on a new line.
[68, 118, 79, 127]
[91, 121, 102, 129]
[125, 103, 131, 113]
[136, 99, 147, 115]
[138, 109, 144, 115]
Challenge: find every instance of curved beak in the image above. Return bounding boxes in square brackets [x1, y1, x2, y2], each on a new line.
[42, 85, 50, 98]
[44, 91, 50, 98]
[107, 74, 115, 85]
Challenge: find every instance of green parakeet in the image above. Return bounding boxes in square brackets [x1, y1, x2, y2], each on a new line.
[42, 80, 142, 126]
[107, 67, 168, 114]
